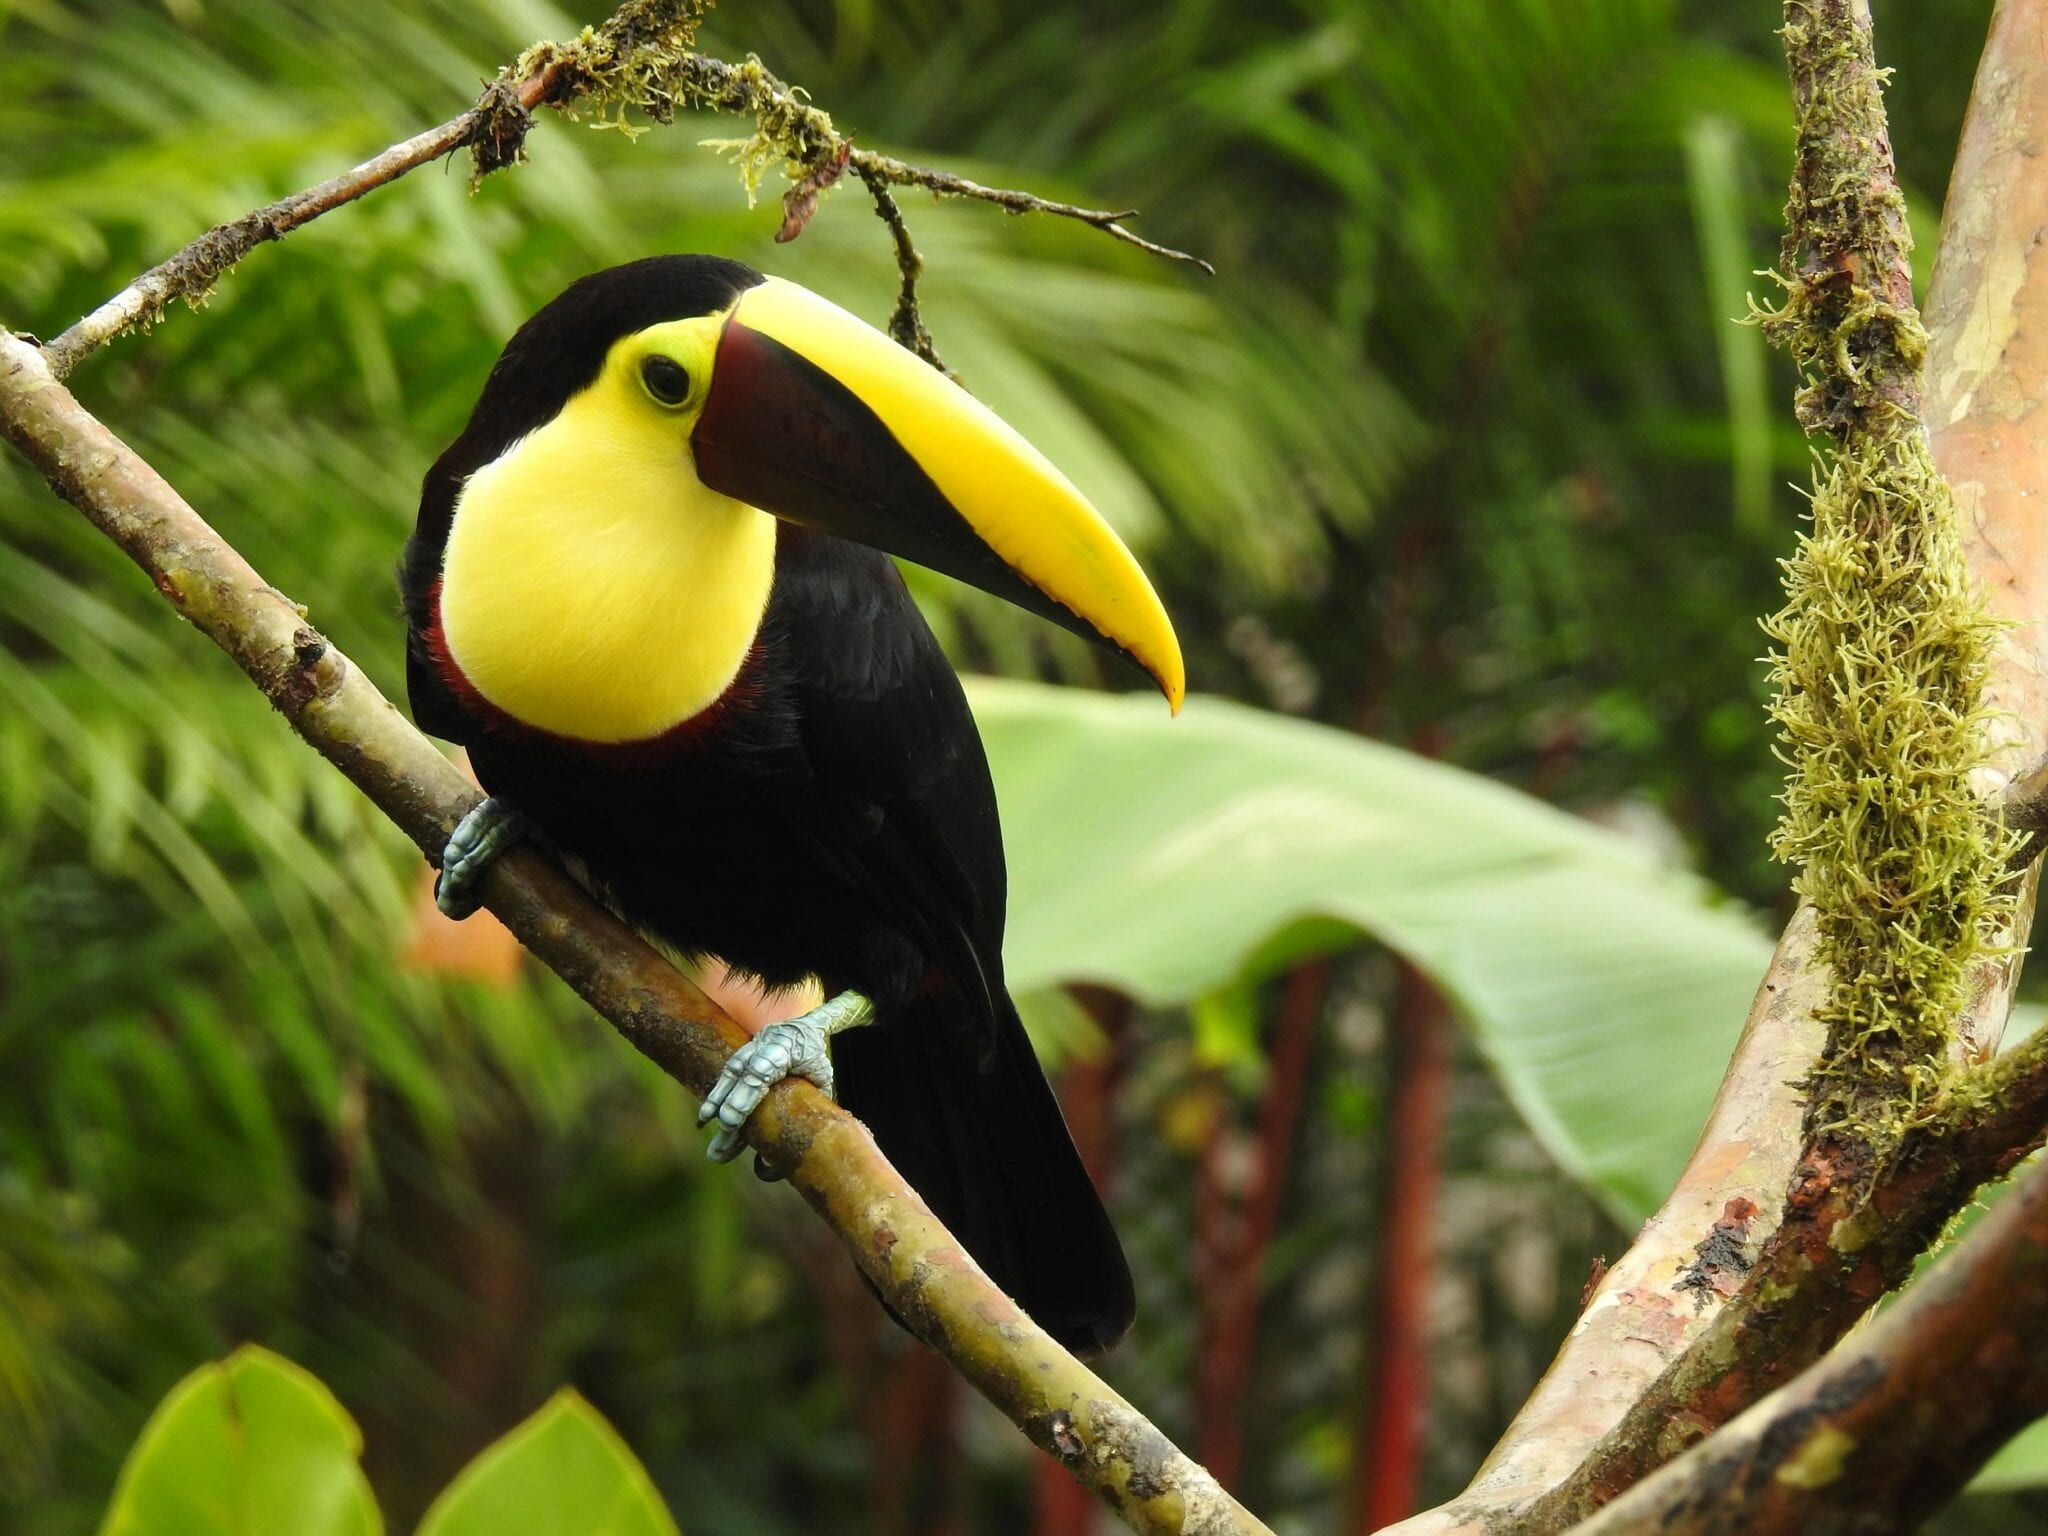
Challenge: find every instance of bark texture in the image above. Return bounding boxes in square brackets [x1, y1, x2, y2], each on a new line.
[1566, 1151, 2048, 1536]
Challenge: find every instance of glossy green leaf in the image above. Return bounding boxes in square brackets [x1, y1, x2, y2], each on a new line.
[96, 1346, 380, 1536]
[975, 679, 1773, 1221]
[417, 1391, 680, 1536]
[1974, 1415, 2048, 1493]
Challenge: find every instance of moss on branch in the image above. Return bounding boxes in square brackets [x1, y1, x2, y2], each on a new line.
[1757, 0, 2017, 1159]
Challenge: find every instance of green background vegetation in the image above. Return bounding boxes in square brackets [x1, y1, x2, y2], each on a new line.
[2, 0, 2039, 1532]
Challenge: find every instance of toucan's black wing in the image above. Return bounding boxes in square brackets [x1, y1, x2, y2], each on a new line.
[763, 524, 1007, 1042]
[765, 526, 1134, 1352]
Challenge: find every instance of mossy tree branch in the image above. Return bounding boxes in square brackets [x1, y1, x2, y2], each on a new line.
[0, 329, 1265, 1536]
[1758, 0, 2017, 1146]
[1380, 5, 2048, 1532]
[41, 0, 1205, 381]
[1522, 1033, 2048, 1530]
[1513, 3, 2048, 1524]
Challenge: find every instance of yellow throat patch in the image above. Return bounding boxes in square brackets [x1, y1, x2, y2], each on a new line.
[438, 318, 777, 744]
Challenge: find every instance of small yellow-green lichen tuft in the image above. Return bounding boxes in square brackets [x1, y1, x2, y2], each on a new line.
[473, 0, 717, 181]
[1774, 1422, 1857, 1489]
[526, 0, 714, 125]
[1759, 0, 2019, 1156]
[699, 65, 841, 208]
[480, 5, 847, 218]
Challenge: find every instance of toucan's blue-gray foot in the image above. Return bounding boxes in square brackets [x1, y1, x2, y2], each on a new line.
[435, 796, 531, 919]
[700, 989, 876, 1162]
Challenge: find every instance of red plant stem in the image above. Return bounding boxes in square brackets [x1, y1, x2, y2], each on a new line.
[1350, 962, 1452, 1530]
[927, 1362, 964, 1536]
[1066, 985, 1132, 1181]
[1197, 961, 1330, 1490]
[871, 1345, 922, 1534]
[1195, 1068, 1237, 1478]
[867, 1345, 965, 1535]
[1246, 963, 1330, 1286]
[1033, 986, 1133, 1536]
[1032, 1430, 1101, 1536]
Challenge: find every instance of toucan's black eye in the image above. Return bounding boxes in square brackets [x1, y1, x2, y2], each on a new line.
[641, 356, 691, 407]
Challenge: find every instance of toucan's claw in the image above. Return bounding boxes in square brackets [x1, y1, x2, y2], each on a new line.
[699, 989, 875, 1162]
[435, 796, 531, 919]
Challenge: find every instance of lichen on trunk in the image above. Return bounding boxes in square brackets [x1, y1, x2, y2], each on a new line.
[1757, 0, 2016, 1157]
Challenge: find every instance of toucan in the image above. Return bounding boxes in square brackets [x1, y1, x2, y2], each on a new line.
[400, 255, 1182, 1353]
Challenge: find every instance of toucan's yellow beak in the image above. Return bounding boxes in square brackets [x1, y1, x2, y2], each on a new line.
[691, 276, 1184, 712]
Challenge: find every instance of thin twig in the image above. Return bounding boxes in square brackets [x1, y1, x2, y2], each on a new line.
[856, 166, 951, 376]
[40, 109, 485, 378]
[0, 329, 1269, 1536]
[36, 0, 645, 383]
[657, 50, 1212, 267]
[39, 4, 1207, 379]
[852, 151, 1216, 273]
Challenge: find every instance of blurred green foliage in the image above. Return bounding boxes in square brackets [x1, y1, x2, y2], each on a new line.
[90, 1345, 674, 1536]
[3, 0, 2038, 1531]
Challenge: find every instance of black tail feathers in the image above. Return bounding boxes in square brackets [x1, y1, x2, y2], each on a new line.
[832, 992, 1134, 1354]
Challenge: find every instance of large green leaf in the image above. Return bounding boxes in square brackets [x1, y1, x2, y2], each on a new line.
[975, 679, 1773, 1221]
[96, 1345, 380, 1536]
[417, 1391, 680, 1536]
[1974, 1417, 2048, 1493]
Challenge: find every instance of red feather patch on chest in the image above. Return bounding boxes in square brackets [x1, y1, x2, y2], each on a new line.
[420, 577, 767, 766]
